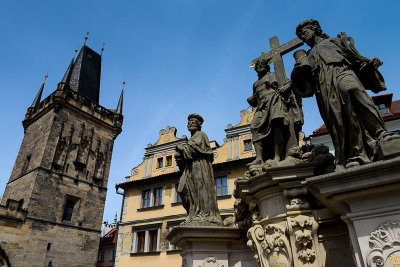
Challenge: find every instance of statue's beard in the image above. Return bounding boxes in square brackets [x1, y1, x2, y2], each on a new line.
[188, 125, 198, 131]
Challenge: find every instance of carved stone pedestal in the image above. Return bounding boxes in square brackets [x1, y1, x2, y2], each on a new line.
[166, 225, 256, 267]
[235, 164, 355, 267]
[305, 157, 400, 267]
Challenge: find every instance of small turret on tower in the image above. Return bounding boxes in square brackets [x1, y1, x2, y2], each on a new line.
[116, 81, 125, 115]
[61, 49, 77, 84]
[31, 74, 48, 108]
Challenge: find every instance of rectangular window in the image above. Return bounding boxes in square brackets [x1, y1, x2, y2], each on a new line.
[215, 177, 228, 197]
[157, 157, 163, 168]
[110, 249, 115, 261]
[166, 156, 172, 166]
[149, 230, 158, 252]
[153, 187, 163, 206]
[98, 250, 105, 261]
[376, 104, 389, 115]
[244, 139, 253, 151]
[62, 199, 76, 221]
[174, 184, 182, 203]
[136, 231, 146, 253]
[141, 189, 151, 208]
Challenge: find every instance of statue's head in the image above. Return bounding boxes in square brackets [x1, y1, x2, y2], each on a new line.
[296, 19, 328, 46]
[187, 113, 204, 132]
[254, 58, 270, 75]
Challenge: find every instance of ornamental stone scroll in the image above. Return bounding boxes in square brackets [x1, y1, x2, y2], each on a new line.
[247, 223, 292, 267]
[366, 222, 400, 267]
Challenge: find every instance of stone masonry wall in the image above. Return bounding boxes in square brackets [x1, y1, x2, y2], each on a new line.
[1, 98, 119, 267]
[0, 218, 100, 267]
[8, 109, 54, 182]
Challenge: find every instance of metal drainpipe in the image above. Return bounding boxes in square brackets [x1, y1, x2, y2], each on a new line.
[114, 185, 125, 267]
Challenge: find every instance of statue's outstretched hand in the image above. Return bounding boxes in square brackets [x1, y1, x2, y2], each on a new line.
[371, 57, 383, 69]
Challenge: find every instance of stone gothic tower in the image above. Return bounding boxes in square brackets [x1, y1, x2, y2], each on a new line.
[0, 45, 123, 267]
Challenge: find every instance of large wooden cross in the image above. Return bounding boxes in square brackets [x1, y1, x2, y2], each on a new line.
[251, 36, 304, 87]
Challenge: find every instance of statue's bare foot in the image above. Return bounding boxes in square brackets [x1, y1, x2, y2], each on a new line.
[249, 159, 263, 166]
[335, 164, 345, 172]
[345, 161, 360, 169]
[265, 159, 278, 167]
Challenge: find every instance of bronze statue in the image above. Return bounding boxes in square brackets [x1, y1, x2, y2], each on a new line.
[175, 114, 222, 226]
[292, 19, 400, 170]
[248, 58, 303, 166]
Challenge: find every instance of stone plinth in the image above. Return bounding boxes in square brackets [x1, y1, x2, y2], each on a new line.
[235, 164, 355, 267]
[166, 225, 256, 267]
[305, 157, 400, 267]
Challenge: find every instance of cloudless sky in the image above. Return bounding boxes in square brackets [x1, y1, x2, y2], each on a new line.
[1, 0, 399, 223]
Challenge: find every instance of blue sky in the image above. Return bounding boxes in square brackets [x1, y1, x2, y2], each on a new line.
[1, 0, 400, 222]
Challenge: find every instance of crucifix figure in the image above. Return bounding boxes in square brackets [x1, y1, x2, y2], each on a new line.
[251, 36, 303, 87]
[247, 35, 304, 167]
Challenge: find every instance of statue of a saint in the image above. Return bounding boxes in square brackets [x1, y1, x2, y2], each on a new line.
[291, 19, 400, 169]
[248, 58, 303, 166]
[175, 114, 222, 226]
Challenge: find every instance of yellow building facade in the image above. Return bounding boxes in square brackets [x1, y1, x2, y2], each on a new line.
[114, 108, 256, 267]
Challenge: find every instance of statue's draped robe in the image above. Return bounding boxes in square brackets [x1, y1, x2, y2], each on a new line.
[177, 131, 222, 225]
[300, 35, 387, 166]
[250, 72, 303, 149]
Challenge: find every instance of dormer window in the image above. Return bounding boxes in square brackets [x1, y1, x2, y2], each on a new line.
[376, 104, 389, 115]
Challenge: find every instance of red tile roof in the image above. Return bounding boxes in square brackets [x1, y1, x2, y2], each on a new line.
[100, 228, 116, 246]
[312, 95, 400, 135]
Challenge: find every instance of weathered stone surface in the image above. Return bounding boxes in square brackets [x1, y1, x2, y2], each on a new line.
[0, 75, 122, 266]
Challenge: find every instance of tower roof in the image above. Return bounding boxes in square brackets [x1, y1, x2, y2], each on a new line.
[68, 45, 102, 104]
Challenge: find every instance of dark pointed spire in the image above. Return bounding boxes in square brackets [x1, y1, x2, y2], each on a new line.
[116, 81, 124, 114]
[61, 57, 75, 84]
[31, 74, 48, 108]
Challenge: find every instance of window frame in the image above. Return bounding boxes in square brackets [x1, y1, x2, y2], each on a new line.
[215, 176, 229, 197]
[131, 225, 161, 254]
[166, 155, 173, 166]
[153, 187, 163, 206]
[174, 184, 182, 204]
[98, 250, 105, 262]
[243, 139, 253, 151]
[156, 157, 163, 169]
[148, 230, 158, 252]
[136, 231, 146, 253]
[62, 197, 79, 222]
[110, 249, 115, 262]
[141, 189, 152, 209]
[376, 103, 389, 115]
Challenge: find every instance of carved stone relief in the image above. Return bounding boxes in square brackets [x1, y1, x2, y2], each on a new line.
[247, 223, 292, 267]
[366, 222, 400, 267]
[51, 121, 110, 182]
[283, 188, 310, 212]
[198, 256, 224, 267]
[287, 215, 320, 266]
[223, 198, 259, 229]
